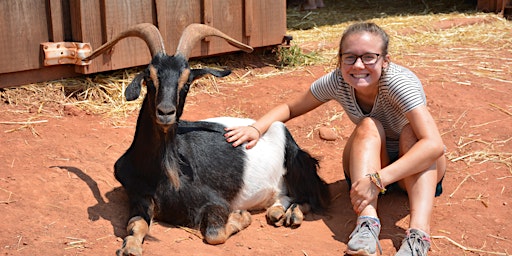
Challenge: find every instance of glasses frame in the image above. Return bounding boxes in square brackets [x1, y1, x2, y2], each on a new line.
[340, 53, 381, 65]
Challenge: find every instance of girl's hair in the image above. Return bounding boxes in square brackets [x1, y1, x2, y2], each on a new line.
[337, 22, 389, 67]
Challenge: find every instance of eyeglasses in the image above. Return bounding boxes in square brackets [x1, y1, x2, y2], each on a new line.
[340, 53, 381, 65]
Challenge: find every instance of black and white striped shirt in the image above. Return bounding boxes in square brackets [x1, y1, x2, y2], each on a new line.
[310, 62, 426, 155]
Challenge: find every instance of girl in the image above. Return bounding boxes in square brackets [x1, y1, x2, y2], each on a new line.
[224, 22, 446, 256]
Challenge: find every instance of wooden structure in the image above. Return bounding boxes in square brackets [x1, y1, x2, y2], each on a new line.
[0, 0, 286, 88]
[477, 0, 512, 18]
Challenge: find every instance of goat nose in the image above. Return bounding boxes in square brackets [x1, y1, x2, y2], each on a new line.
[156, 106, 176, 124]
[157, 107, 176, 116]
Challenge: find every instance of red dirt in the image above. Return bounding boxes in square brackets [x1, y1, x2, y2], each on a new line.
[1, 22, 512, 256]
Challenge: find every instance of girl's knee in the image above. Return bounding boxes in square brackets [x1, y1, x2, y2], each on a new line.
[399, 124, 418, 155]
[354, 118, 385, 139]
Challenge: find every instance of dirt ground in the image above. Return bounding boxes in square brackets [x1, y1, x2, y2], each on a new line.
[1, 11, 512, 256]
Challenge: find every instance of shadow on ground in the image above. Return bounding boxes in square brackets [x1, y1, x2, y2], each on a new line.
[320, 180, 411, 253]
[286, 0, 479, 30]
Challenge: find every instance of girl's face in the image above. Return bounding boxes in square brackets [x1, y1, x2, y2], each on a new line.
[340, 32, 389, 92]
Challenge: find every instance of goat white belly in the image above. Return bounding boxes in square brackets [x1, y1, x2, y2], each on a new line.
[202, 117, 288, 211]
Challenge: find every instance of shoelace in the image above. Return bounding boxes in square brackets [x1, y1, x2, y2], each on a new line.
[349, 219, 383, 254]
[405, 231, 431, 256]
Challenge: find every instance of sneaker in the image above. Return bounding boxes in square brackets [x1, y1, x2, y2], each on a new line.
[395, 228, 431, 256]
[346, 216, 382, 255]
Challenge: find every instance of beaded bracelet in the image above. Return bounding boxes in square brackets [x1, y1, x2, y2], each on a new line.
[247, 125, 261, 138]
[367, 172, 386, 194]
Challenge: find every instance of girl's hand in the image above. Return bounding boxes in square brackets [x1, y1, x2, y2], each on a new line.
[224, 125, 261, 149]
[350, 176, 379, 214]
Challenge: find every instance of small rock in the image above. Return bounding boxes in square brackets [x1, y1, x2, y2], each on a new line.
[318, 127, 337, 141]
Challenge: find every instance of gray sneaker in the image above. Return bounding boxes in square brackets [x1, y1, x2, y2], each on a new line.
[395, 228, 431, 256]
[346, 216, 382, 256]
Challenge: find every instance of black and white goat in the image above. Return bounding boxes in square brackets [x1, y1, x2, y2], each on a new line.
[84, 23, 330, 256]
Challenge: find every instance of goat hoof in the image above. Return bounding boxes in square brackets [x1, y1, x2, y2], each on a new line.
[232, 210, 252, 229]
[117, 236, 142, 256]
[284, 203, 304, 228]
[116, 247, 142, 256]
[266, 205, 286, 226]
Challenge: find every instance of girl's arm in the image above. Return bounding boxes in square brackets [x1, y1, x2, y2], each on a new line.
[379, 105, 445, 186]
[225, 90, 324, 149]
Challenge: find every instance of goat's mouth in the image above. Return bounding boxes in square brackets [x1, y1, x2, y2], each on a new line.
[156, 112, 176, 124]
[156, 122, 174, 134]
[156, 115, 176, 133]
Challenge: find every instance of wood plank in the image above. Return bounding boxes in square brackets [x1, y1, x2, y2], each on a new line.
[0, 66, 79, 89]
[244, 0, 253, 37]
[155, 0, 202, 56]
[206, 0, 245, 55]
[477, 0, 506, 12]
[0, 0, 49, 74]
[47, 0, 65, 41]
[101, 0, 155, 70]
[203, 0, 213, 42]
[70, 0, 108, 74]
[248, 0, 286, 47]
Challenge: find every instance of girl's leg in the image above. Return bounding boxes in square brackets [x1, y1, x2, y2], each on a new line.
[344, 118, 389, 255]
[397, 124, 446, 233]
[395, 124, 446, 255]
[343, 117, 389, 217]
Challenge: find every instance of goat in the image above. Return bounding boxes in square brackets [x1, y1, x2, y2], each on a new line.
[83, 23, 330, 256]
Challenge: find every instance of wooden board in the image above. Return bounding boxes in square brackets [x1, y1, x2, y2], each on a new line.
[0, 0, 287, 88]
[477, 0, 511, 12]
[0, 0, 49, 74]
[155, 0, 203, 56]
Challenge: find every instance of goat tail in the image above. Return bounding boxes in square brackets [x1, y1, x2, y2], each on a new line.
[283, 130, 330, 213]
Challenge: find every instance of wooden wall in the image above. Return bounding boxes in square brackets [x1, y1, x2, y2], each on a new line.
[0, 0, 286, 88]
[477, 0, 512, 13]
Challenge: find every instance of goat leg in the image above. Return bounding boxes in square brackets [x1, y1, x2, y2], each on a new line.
[266, 205, 286, 227]
[203, 210, 252, 245]
[266, 203, 311, 228]
[283, 203, 309, 228]
[116, 216, 149, 256]
[266, 195, 292, 227]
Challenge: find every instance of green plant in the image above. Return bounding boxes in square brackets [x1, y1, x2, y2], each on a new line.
[276, 45, 320, 67]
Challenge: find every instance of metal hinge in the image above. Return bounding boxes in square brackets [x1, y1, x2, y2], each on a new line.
[41, 42, 92, 66]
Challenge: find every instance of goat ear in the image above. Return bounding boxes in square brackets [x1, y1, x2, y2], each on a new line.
[125, 73, 144, 101]
[189, 68, 231, 82]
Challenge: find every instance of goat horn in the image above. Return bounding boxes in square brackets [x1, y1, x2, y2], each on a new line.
[175, 23, 253, 60]
[83, 23, 165, 61]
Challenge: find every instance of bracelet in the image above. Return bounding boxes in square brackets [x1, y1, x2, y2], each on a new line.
[367, 172, 386, 194]
[247, 125, 262, 138]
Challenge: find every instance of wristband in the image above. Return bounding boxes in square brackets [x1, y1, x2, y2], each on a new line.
[247, 125, 261, 138]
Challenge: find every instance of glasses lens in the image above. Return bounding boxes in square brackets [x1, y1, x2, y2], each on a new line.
[342, 55, 357, 65]
[362, 54, 378, 64]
